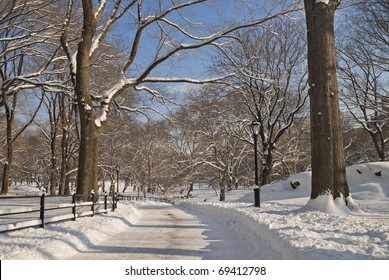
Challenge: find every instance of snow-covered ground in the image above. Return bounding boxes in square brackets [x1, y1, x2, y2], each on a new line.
[183, 162, 389, 259]
[1, 162, 389, 260]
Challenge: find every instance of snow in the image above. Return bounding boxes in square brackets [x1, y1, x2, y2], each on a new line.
[95, 103, 108, 127]
[1, 162, 389, 260]
[316, 0, 330, 5]
[94, 79, 136, 127]
[84, 104, 92, 111]
[0, 201, 142, 259]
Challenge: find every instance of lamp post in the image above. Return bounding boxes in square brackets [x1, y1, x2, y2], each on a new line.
[250, 121, 260, 207]
[115, 164, 120, 193]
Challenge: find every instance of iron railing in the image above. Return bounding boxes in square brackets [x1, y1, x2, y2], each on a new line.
[0, 193, 115, 233]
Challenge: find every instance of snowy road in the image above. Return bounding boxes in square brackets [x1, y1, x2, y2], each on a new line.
[68, 203, 272, 260]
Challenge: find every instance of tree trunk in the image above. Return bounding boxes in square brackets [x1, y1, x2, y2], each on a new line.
[304, 0, 350, 201]
[1, 152, 12, 195]
[261, 146, 273, 186]
[369, 131, 386, 161]
[76, 113, 99, 196]
[64, 163, 72, 195]
[49, 135, 57, 195]
[59, 125, 68, 195]
[186, 182, 194, 198]
[1, 99, 15, 195]
[75, 0, 99, 197]
[219, 172, 226, 201]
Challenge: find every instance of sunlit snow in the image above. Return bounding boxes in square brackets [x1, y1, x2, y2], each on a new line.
[1, 162, 389, 259]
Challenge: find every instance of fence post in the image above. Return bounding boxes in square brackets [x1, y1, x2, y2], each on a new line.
[91, 192, 95, 217]
[72, 193, 76, 221]
[104, 193, 108, 211]
[40, 193, 45, 228]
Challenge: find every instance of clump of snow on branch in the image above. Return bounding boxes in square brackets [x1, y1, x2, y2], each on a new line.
[315, 0, 330, 5]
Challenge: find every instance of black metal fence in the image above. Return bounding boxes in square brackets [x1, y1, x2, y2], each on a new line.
[0, 193, 115, 233]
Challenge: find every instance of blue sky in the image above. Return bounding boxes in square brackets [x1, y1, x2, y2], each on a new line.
[109, 0, 296, 81]
[15, 1, 301, 123]
[103, 0, 303, 120]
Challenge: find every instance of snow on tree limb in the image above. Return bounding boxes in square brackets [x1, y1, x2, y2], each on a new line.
[133, 8, 298, 84]
[94, 0, 107, 20]
[315, 0, 330, 4]
[141, 75, 236, 84]
[121, 0, 208, 74]
[90, 1, 135, 58]
[59, 1, 300, 128]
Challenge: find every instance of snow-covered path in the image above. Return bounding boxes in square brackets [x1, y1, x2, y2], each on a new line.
[69, 203, 207, 259]
[3, 161, 389, 260]
[68, 203, 274, 260]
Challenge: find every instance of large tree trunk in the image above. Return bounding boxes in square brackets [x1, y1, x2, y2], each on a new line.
[1, 98, 15, 195]
[75, 0, 99, 197]
[1, 145, 13, 195]
[261, 146, 273, 186]
[304, 0, 350, 201]
[76, 112, 99, 196]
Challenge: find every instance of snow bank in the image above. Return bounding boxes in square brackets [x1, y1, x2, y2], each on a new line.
[303, 193, 361, 216]
[181, 202, 308, 259]
[181, 199, 389, 259]
[0, 201, 142, 259]
[182, 162, 389, 259]
[255, 162, 389, 212]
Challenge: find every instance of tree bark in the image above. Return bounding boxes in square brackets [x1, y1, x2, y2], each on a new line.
[1, 130, 13, 195]
[75, 0, 99, 197]
[59, 121, 69, 195]
[368, 130, 386, 161]
[1, 93, 15, 195]
[304, 0, 350, 201]
[186, 182, 194, 199]
[64, 162, 72, 195]
[219, 172, 226, 201]
[261, 146, 273, 186]
[49, 130, 58, 195]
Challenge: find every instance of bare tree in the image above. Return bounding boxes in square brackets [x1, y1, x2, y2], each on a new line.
[19, 128, 51, 191]
[168, 105, 206, 197]
[58, 0, 299, 196]
[177, 88, 250, 201]
[303, 0, 350, 203]
[34, 92, 61, 195]
[0, 0, 62, 194]
[122, 121, 174, 196]
[58, 86, 79, 195]
[338, 43, 388, 161]
[275, 116, 311, 178]
[337, 0, 388, 162]
[354, 0, 389, 70]
[213, 19, 308, 185]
